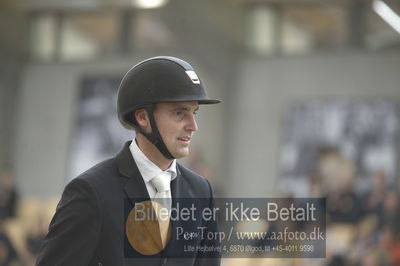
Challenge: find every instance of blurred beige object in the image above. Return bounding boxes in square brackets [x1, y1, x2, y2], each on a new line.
[318, 149, 342, 193]
[326, 224, 356, 254]
[318, 150, 357, 193]
[336, 159, 357, 191]
[41, 198, 59, 229]
[2, 219, 26, 257]
[346, 215, 379, 265]
[17, 197, 42, 230]
[17, 197, 59, 231]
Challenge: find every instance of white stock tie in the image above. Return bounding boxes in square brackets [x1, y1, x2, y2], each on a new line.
[150, 172, 172, 247]
[151, 172, 172, 209]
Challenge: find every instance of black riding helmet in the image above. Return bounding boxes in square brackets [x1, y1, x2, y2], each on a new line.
[117, 56, 220, 159]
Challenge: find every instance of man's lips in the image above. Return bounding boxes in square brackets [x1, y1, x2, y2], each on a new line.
[177, 136, 191, 142]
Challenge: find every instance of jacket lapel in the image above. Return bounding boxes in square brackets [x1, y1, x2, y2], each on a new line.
[117, 141, 164, 252]
[117, 141, 151, 202]
[167, 166, 199, 255]
[170, 165, 193, 198]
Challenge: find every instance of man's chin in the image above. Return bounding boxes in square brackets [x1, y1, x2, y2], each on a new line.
[171, 149, 190, 159]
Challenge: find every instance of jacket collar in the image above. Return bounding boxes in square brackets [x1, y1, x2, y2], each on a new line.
[117, 141, 183, 198]
[117, 141, 138, 179]
[117, 141, 151, 201]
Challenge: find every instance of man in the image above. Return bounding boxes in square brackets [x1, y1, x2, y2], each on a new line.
[36, 56, 221, 266]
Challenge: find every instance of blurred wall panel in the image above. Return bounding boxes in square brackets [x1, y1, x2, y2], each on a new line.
[0, 0, 28, 170]
[13, 60, 134, 198]
[0, 84, 5, 167]
[14, 64, 80, 198]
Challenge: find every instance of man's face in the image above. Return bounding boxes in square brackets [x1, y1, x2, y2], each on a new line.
[153, 101, 199, 158]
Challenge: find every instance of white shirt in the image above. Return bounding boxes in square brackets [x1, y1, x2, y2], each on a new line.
[129, 139, 177, 199]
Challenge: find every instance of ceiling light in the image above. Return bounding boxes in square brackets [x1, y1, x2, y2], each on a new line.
[132, 0, 168, 9]
[372, 0, 400, 34]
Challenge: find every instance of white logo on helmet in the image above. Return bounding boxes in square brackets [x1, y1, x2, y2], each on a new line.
[185, 71, 200, 84]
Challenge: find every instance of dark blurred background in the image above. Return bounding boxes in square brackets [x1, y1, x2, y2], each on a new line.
[1, 0, 400, 265]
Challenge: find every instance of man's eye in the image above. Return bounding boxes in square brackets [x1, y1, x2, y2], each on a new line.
[176, 111, 183, 116]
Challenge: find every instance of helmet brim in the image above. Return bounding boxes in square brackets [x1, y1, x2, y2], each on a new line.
[150, 98, 221, 105]
[198, 99, 221, 104]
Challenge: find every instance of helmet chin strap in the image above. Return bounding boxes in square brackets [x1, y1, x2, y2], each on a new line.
[136, 106, 175, 160]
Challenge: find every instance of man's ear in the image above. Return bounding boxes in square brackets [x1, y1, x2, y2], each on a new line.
[134, 109, 151, 132]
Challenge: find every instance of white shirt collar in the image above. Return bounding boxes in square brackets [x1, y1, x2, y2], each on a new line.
[129, 139, 177, 185]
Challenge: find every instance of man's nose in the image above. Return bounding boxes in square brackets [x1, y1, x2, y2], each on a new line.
[185, 114, 198, 132]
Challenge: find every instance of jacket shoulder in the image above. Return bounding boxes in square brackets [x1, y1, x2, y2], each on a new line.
[76, 158, 118, 181]
[64, 157, 121, 203]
